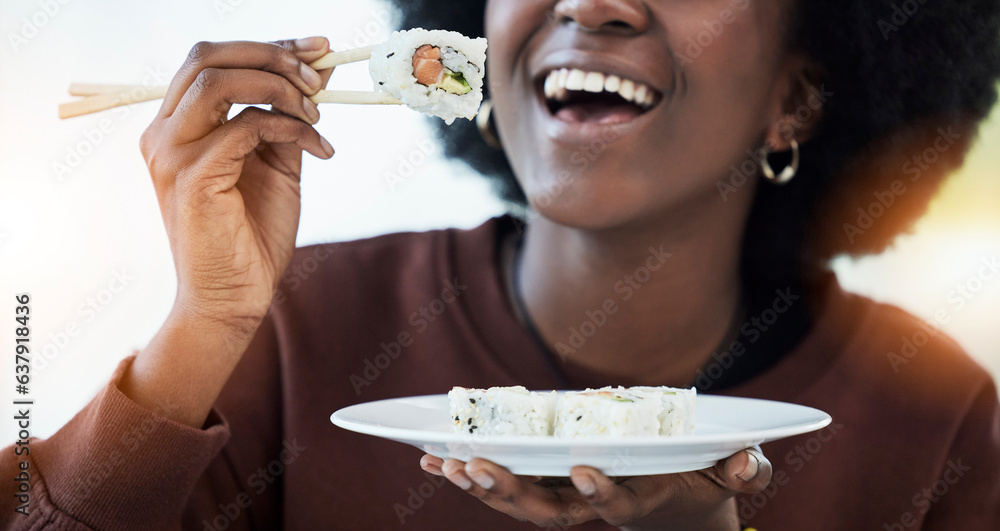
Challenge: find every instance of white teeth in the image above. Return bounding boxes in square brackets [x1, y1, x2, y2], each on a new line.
[566, 69, 587, 91]
[558, 68, 570, 88]
[542, 68, 658, 108]
[604, 75, 621, 93]
[583, 72, 605, 93]
[634, 84, 648, 106]
[619, 79, 635, 102]
[556, 69, 570, 100]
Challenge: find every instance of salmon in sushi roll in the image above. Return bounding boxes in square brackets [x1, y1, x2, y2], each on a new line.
[369, 28, 487, 124]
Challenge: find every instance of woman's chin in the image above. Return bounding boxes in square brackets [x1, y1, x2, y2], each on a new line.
[514, 163, 717, 232]
[525, 191, 647, 232]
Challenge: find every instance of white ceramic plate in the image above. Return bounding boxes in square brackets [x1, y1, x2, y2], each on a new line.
[331, 394, 831, 476]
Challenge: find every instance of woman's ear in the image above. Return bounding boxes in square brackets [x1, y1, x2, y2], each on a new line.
[764, 55, 827, 151]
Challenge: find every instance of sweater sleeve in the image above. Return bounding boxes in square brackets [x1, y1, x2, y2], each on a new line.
[0, 355, 230, 530]
[921, 378, 1000, 530]
[1, 313, 285, 531]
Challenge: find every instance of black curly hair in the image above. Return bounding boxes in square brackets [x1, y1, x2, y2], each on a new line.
[387, 0, 1000, 327]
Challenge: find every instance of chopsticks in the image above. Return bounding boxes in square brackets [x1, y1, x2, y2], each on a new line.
[309, 44, 377, 70]
[60, 86, 171, 119]
[59, 43, 401, 119]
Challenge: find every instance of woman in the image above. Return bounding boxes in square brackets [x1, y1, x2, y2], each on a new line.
[4, 0, 1000, 529]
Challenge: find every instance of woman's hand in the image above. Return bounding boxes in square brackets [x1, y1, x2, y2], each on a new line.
[140, 37, 335, 336]
[420, 447, 770, 530]
[121, 38, 336, 428]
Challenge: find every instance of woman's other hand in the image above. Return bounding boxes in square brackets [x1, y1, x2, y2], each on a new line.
[420, 447, 770, 530]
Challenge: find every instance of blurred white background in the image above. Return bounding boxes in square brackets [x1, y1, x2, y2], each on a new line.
[1, 0, 998, 445]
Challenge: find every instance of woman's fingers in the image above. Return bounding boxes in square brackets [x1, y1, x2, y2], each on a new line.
[420, 454, 445, 476]
[317, 64, 336, 90]
[202, 106, 333, 182]
[170, 68, 320, 142]
[273, 37, 336, 107]
[566, 448, 771, 525]
[161, 39, 326, 118]
[441, 459, 475, 490]
[275, 36, 331, 65]
[271, 37, 336, 89]
[422, 453, 544, 482]
[428, 449, 770, 527]
[569, 467, 673, 525]
[714, 446, 772, 493]
[442, 458, 597, 526]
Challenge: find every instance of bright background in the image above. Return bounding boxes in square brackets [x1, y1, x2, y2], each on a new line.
[1, 0, 998, 445]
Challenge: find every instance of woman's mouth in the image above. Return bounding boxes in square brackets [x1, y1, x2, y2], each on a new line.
[541, 68, 662, 125]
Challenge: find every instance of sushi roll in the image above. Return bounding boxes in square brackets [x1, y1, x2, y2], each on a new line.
[631, 386, 697, 436]
[449, 386, 557, 436]
[369, 28, 487, 124]
[447, 385, 696, 438]
[554, 387, 662, 438]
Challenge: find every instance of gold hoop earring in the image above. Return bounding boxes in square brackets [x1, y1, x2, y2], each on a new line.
[760, 138, 800, 185]
[477, 99, 502, 149]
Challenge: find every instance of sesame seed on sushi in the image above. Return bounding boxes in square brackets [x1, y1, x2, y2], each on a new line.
[554, 387, 662, 438]
[448, 386, 557, 436]
[369, 28, 487, 124]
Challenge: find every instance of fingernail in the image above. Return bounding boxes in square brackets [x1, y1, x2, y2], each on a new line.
[303, 96, 320, 123]
[420, 458, 444, 476]
[319, 136, 334, 158]
[575, 476, 596, 496]
[300, 63, 322, 91]
[295, 36, 327, 51]
[738, 452, 759, 482]
[451, 475, 473, 490]
[468, 470, 494, 490]
[442, 461, 473, 490]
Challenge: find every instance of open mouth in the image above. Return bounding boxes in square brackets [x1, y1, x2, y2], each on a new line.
[541, 68, 662, 125]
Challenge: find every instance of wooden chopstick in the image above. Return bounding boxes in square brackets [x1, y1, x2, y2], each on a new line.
[59, 88, 401, 119]
[311, 90, 401, 105]
[60, 43, 393, 119]
[59, 86, 170, 119]
[309, 44, 378, 70]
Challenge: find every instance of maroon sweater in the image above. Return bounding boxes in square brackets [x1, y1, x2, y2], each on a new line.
[4, 218, 999, 530]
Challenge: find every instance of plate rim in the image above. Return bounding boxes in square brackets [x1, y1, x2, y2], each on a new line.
[330, 393, 833, 448]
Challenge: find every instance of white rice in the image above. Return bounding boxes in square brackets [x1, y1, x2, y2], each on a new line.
[631, 386, 697, 436]
[369, 28, 487, 124]
[449, 385, 696, 438]
[555, 387, 661, 438]
[449, 386, 557, 436]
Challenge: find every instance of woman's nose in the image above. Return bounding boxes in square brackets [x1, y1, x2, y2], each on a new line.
[552, 0, 651, 34]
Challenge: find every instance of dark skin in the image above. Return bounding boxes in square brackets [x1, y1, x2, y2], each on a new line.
[425, 0, 817, 528]
[121, 38, 337, 427]
[124, 0, 816, 528]
[494, 0, 804, 386]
